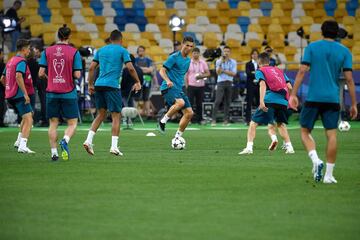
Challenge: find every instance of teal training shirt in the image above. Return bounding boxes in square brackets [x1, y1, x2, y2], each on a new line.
[93, 44, 131, 89]
[255, 70, 290, 106]
[302, 39, 352, 103]
[160, 51, 190, 91]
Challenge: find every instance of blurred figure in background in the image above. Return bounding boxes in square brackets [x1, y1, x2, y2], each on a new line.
[212, 46, 237, 126]
[0, 49, 6, 127]
[245, 49, 259, 125]
[135, 46, 154, 118]
[185, 47, 210, 124]
[122, 54, 143, 107]
[264, 46, 281, 67]
[5, 0, 25, 52]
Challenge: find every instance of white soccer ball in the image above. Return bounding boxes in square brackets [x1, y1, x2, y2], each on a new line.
[338, 121, 351, 132]
[171, 137, 186, 150]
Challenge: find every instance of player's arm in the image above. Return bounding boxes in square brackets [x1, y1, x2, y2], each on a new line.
[38, 51, 48, 80]
[259, 80, 268, 112]
[290, 64, 309, 109]
[159, 67, 173, 88]
[215, 60, 222, 75]
[16, 72, 29, 104]
[0, 69, 5, 86]
[87, 61, 98, 95]
[222, 60, 237, 77]
[344, 70, 358, 120]
[125, 62, 142, 92]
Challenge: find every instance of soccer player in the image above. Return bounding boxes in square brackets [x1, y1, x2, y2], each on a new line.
[290, 20, 357, 183]
[239, 52, 294, 155]
[83, 30, 141, 156]
[1, 39, 34, 153]
[157, 36, 195, 139]
[39, 25, 83, 161]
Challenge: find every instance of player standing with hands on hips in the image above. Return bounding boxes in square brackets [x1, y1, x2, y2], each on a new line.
[290, 20, 358, 184]
[157, 36, 195, 140]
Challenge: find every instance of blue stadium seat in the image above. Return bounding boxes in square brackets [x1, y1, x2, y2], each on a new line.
[112, 1, 125, 15]
[38, 1, 51, 22]
[346, 0, 359, 16]
[90, 0, 103, 16]
[260, 2, 272, 17]
[124, 9, 136, 22]
[183, 32, 200, 45]
[114, 16, 126, 31]
[237, 17, 250, 33]
[133, 16, 148, 31]
[164, 0, 175, 8]
[133, 0, 145, 17]
[324, 1, 337, 16]
[229, 0, 240, 9]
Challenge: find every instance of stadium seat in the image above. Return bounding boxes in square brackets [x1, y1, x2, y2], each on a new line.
[196, 16, 210, 26]
[237, 17, 250, 33]
[309, 32, 322, 42]
[38, 7, 52, 23]
[281, 2, 294, 17]
[246, 39, 262, 49]
[124, 23, 141, 40]
[81, 8, 96, 22]
[260, 2, 272, 17]
[140, 32, 158, 45]
[133, 0, 145, 16]
[346, 0, 359, 16]
[137, 38, 151, 48]
[302, 2, 315, 17]
[312, 8, 327, 23]
[91, 39, 105, 49]
[90, 0, 103, 16]
[237, 1, 251, 16]
[159, 39, 174, 54]
[174, 1, 187, 17]
[324, 1, 337, 16]
[145, 23, 162, 41]
[104, 23, 118, 33]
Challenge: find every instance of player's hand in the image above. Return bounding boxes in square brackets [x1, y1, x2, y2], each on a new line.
[88, 84, 95, 95]
[350, 104, 358, 120]
[259, 102, 268, 112]
[132, 82, 142, 93]
[288, 95, 298, 111]
[166, 81, 173, 88]
[289, 95, 299, 111]
[24, 95, 30, 104]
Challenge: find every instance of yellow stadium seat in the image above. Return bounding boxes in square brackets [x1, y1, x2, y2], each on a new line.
[310, 32, 322, 42]
[140, 32, 158, 45]
[207, 9, 219, 23]
[137, 39, 151, 48]
[335, 9, 348, 23]
[313, 9, 327, 23]
[30, 25, 44, 37]
[70, 38, 82, 48]
[28, 15, 43, 25]
[248, 24, 263, 34]
[341, 39, 353, 50]
[226, 39, 242, 49]
[61, 8, 73, 23]
[99, 32, 109, 40]
[81, 8, 95, 22]
[249, 0, 261, 8]
[237, 1, 251, 16]
[352, 44, 360, 55]
[51, 15, 65, 25]
[25, 0, 39, 8]
[271, 9, 284, 18]
[43, 23, 59, 34]
[302, 2, 315, 16]
[342, 16, 355, 25]
[91, 39, 105, 49]
[300, 16, 314, 34]
[268, 24, 284, 34]
[229, 9, 239, 24]
[258, 16, 271, 33]
[195, 1, 208, 11]
[217, 17, 230, 33]
[123, 0, 133, 8]
[281, 2, 294, 17]
[153, 1, 166, 9]
[43, 32, 56, 46]
[247, 39, 262, 49]
[186, 0, 197, 8]
[93, 16, 106, 32]
[284, 46, 297, 61]
[48, 0, 61, 9]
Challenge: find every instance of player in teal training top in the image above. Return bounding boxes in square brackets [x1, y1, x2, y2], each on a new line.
[290, 20, 358, 184]
[157, 36, 195, 141]
[83, 30, 141, 156]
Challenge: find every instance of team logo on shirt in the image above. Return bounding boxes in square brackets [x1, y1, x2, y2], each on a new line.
[53, 47, 65, 83]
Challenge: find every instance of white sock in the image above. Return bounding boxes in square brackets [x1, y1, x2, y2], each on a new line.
[308, 150, 322, 164]
[246, 142, 253, 150]
[286, 142, 293, 148]
[19, 138, 27, 149]
[16, 132, 22, 142]
[160, 114, 170, 124]
[86, 130, 96, 144]
[270, 134, 278, 142]
[325, 163, 335, 178]
[175, 130, 183, 138]
[111, 136, 119, 149]
[63, 135, 70, 144]
[51, 148, 58, 156]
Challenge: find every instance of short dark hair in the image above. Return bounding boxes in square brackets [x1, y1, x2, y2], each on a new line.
[182, 36, 194, 43]
[110, 30, 122, 41]
[192, 47, 200, 53]
[16, 39, 30, 51]
[137, 45, 145, 53]
[258, 52, 270, 65]
[321, 20, 339, 39]
[250, 49, 259, 56]
[57, 24, 71, 40]
[223, 46, 231, 51]
[14, 0, 22, 6]
[174, 41, 181, 46]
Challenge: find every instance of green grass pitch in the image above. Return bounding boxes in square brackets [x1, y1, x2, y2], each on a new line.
[0, 122, 360, 240]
